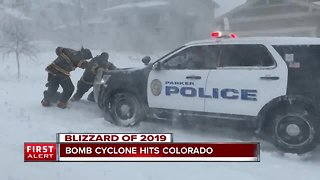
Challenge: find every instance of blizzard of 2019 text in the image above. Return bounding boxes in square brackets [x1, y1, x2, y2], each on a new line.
[58, 133, 172, 143]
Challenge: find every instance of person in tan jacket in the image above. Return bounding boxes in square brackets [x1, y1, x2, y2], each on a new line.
[41, 47, 93, 109]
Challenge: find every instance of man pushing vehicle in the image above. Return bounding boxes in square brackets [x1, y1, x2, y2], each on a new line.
[41, 47, 93, 109]
[71, 52, 117, 102]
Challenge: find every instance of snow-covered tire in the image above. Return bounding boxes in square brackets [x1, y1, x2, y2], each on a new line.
[270, 107, 319, 154]
[109, 93, 144, 127]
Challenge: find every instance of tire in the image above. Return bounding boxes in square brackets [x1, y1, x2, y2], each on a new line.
[270, 106, 319, 154]
[109, 92, 145, 127]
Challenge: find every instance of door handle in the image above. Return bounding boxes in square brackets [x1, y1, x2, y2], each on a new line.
[260, 76, 280, 80]
[186, 76, 202, 80]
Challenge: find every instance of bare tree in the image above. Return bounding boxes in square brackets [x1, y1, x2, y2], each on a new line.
[0, 19, 36, 79]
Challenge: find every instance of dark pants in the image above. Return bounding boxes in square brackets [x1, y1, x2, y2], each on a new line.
[43, 73, 75, 103]
[72, 80, 94, 101]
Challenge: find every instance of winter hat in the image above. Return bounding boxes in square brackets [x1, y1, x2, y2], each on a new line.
[100, 52, 109, 61]
[81, 48, 93, 59]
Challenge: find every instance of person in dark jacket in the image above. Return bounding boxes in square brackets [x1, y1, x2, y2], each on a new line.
[71, 52, 117, 102]
[41, 47, 93, 109]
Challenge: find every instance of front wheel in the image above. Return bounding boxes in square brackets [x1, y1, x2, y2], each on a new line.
[109, 93, 145, 127]
[271, 109, 319, 154]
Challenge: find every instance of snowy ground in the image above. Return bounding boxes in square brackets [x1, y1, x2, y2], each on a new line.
[0, 43, 319, 180]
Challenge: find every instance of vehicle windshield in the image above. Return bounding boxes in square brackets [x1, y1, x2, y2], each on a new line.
[153, 46, 186, 64]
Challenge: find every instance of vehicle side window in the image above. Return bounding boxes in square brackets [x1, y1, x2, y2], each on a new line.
[202, 45, 220, 69]
[218, 44, 275, 67]
[162, 46, 219, 70]
[273, 45, 320, 71]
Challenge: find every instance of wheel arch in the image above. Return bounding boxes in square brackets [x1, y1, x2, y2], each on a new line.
[256, 95, 318, 134]
[100, 85, 146, 108]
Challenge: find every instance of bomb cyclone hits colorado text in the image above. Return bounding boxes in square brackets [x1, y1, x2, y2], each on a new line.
[65, 146, 214, 155]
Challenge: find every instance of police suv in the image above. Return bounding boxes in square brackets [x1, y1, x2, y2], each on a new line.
[94, 32, 320, 154]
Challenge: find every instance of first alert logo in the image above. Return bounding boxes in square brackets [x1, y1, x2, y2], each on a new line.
[24, 143, 57, 162]
[64, 146, 214, 155]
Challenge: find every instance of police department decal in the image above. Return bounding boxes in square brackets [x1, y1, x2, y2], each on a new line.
[151, 79, 162, 96]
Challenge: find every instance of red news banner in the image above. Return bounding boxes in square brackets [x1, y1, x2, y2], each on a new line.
[24, 133, 260, 162]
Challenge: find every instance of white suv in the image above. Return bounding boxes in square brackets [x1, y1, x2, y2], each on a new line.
[94, 33, 320, 154]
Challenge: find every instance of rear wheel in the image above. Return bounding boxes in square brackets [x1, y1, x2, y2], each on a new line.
[109, 93, 145, 127]
[270, 106, 319, 154]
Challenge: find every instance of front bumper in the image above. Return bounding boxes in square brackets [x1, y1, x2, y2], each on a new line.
[93, 69, 110, 103]
[94, 69, 127, 103]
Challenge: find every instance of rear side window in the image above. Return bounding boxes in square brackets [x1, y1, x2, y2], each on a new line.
[273, 45, 320, 94]
[273, 45, 320, 68]
[218, 44, 275, 67]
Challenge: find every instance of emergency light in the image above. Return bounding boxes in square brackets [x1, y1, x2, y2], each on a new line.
[211, 31, 237, 39]
[229, 33, 238, 38]
[211, 31, 222, 38]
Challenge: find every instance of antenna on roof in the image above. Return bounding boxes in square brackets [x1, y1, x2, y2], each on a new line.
[223, 17, 230, 32]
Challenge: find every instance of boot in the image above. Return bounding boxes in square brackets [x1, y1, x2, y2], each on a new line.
[41, 99, 51, 107]
[57, 101, 67, 109]
[70, 94, 81, 102]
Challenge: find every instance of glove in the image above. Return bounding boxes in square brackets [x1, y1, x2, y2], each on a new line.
[107, 63, 117, 70]
[91, 63, 99, 74]
[85, 61, 99, 74]
[78, 60, 89, 69]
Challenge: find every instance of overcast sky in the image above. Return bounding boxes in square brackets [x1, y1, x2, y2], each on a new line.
[214, 0, 247, 17]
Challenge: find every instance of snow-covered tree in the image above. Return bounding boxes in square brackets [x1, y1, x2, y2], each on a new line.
[0, 18, 37, 79]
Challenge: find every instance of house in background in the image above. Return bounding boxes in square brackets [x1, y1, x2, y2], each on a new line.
[99, 0, 218, 52]
[1, 0, 219, 52]
[0, 0, 25, 8]
[215, 0, 320, 37]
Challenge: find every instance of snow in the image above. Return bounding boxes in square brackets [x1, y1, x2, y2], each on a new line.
[0, 5, 32, 20]
[0, 42, 319, 180]
[54, 18, 112, 30]
[45, 0, 75, 6]
[313, 1, 320, 6]
[104, 1, 169, 12]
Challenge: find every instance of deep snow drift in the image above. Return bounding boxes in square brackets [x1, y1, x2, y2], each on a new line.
[0, 42, 319, 180]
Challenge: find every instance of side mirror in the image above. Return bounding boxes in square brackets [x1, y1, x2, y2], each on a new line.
[152, 62, 161, 71]
[142, 56, 151, 66]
